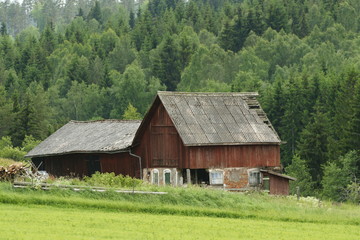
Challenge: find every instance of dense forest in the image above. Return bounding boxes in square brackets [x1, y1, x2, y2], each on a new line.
[0, 0, 359, 201]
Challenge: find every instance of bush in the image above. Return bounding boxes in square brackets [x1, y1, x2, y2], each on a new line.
[0, 146, 26, 162]
[22, 135, 41, 152]
[0, 135, 40, 162]
[83, 172, 143, 188]
[344, 182, 360, 204]
[321, 151, 360, 202]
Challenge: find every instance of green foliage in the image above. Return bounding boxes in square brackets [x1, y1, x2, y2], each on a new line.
[0, 0, 359, 198]
[0, 136, 26, 161]
[83, 172, 143, 188]
[122, 103, 142, 120]
[21, 135, 41, 153]
[0, 135, 39, 162]
[0, 146, 26, 162]
[0, 157, 16, 167]
[322, 151, 360, 202]
[321, 162, 347, 202]
[285, 155, 315, 197]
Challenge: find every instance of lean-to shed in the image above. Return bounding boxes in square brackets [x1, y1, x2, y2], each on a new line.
[26, 120, 141, 177]
[133, 92, 293, 194]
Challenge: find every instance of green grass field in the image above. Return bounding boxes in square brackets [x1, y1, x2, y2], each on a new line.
[0, 183, 359, 239]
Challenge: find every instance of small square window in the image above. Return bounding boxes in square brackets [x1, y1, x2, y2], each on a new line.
[249, 171, 261, 186]
[210, 171, 224, 185]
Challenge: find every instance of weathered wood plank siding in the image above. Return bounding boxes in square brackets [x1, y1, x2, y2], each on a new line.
[134, 100, 185, 168]
[33, 153, 138, 177]
[187, 145, 280, 169]
[269, 175, 289, 195]
[134, 99, 280, 170]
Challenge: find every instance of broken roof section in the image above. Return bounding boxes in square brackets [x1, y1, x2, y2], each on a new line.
[26, 120, 141, 158]
[157, 91, 281, 146]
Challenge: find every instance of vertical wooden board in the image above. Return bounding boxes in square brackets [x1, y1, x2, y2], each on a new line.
[270, 175, 289, 195]
[188, 145, 280, 169]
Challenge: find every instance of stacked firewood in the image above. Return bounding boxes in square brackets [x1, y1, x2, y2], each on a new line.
[0, 163, 27, 181]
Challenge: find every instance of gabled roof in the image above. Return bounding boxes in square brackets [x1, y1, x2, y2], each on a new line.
[26, 120, 141, 158]
[157, 91, 280, 146]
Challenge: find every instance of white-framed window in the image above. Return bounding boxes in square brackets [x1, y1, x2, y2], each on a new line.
[152, 169, 159, 185]
[209, 170, 224, 185]
[248, 169, 261, 187]
[164, 169, 171, 185]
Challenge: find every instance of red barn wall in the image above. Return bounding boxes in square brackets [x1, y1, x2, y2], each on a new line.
[133, 100, 186, 169]
[34, 152, 138, 177]
[187, 145, 280, 169]
[134, 99, 281, 170]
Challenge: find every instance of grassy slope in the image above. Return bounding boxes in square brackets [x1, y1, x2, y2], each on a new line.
[0, 158, 17, 167]
[0, 183, 359, 239]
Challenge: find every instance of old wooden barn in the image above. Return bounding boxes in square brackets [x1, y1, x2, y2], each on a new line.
[132, 92, 295, 195]
[27, 92, 295, 195]
[26, 120, 141, 178]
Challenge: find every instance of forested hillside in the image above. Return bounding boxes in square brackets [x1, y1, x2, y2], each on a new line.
[0, 0, 359, 200]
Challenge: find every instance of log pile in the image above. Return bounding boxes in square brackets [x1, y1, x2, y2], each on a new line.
[0, 163, 28, 181]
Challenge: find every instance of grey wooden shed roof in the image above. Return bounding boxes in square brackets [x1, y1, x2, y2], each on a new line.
[26, 120, 141, 158]
[157, 92, 281, 146]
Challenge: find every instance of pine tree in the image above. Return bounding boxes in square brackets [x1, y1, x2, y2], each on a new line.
[0, 22, 7, 36]
[129, 11, 135, 29]
[0, 86, 14, 137]
[285, 154, 315, 196]
[232, 7, 249, 52]
[266, 1, 287, 32]
[219, 19, 235, 51]
[87, 1, 102, 24]
[152, 35, 181, 91]
[348, 80, 360, 150]
[246, 8, 265, 36]
[297, 104, 331, 186]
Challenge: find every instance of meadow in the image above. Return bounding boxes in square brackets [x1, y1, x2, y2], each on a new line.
[0, 182, 359, 239]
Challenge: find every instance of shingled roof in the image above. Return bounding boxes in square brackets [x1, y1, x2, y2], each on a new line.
[156, 91, 281, 146]
[26, 120, 141, 158]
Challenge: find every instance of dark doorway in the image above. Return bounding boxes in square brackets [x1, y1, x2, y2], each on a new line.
[165, 171, 171, 184]
[32, 158, 45, 171]
[86, 155, 101, 176]
[182, 169, 210, 185]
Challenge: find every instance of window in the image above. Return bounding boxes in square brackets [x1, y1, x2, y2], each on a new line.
[164, 169, 171, 185]
[248, 170, 261, 187]
[209, 170, 224, 185]
[152, 169, 159, 185]
[263, 177, 270, 191]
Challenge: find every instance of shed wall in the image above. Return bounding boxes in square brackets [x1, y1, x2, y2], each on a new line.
[269, 175, 290, 195]
[33, 152, 138, 177]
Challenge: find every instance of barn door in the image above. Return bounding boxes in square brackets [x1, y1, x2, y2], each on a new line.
[151, 126, 179, 167]
[86, 155, 101, 176]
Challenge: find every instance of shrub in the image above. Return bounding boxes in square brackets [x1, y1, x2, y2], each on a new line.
[83, 172, 143, 188]
[0, 146, 26, 162]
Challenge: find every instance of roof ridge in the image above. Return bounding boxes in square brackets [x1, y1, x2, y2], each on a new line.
[69, 119, 142, 124]
[157, 91, 259, 97]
